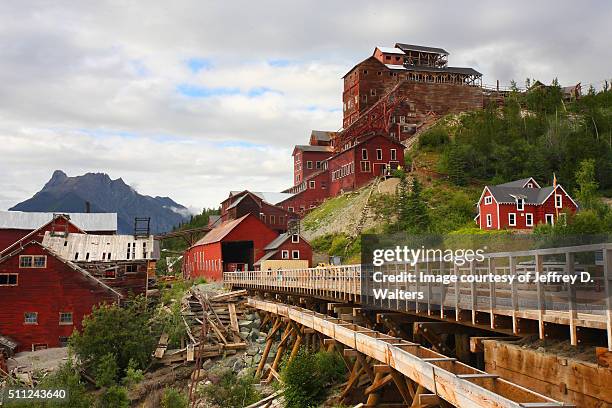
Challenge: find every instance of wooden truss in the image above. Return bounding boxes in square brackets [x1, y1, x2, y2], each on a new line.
[250, 298, 574, 408]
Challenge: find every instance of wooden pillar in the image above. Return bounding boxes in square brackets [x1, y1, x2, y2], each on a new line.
[566, 252, 578, 346]
[535, 254, 546, 339]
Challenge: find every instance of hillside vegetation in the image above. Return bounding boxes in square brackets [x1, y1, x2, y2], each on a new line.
[305, 84, 612, 261]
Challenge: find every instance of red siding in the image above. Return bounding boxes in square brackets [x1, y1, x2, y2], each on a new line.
[0, 243, 118, 352]
[0, 218, 85, 257]
[479, 185, 578, 230]
[184, 215, 278, 281]
[269, 238, 313, 267]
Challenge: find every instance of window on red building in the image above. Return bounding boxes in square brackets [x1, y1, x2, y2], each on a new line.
[391, 149, 397, 161]
[376, 149, 383, 160]
[362, 149, 368, 160]
[292, 250, 300, 259]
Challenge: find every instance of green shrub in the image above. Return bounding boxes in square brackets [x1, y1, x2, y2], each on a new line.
[23, 360, 94, 408]
[329, 234, 350, 256]
[281, 349, 346, 408]
[94, 353, 118, 388]
[97, 386, 129, 408]
[161, 388, 188, 408]
[200, 369, 261, 408]
[419, 127, 450, 150]
[122, 358, 144, 388]
[69, 296, 157, 378]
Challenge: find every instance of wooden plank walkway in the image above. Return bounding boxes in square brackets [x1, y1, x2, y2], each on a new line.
[248, 298, 574, 408]
[225, 243, 612, 350]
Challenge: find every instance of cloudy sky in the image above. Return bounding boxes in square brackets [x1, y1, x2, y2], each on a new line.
[1, 1, 611, 212]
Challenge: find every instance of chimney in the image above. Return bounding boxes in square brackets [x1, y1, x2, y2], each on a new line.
[85, 201, 91, 213]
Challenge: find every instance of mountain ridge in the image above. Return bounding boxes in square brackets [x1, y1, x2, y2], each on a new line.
[10, 170, 191, 234]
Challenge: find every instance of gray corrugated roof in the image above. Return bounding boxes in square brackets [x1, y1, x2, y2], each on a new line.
[395, 43, 449, 55]
[400, 65, 482, 76]
[497, 178, 537, 188]
[264, 233, 290, 250]
[294, 145, 334, 153]
[229, 191, 295, 205]
[0, 211, 117, 231]
[310, 130, 335, 142]
[376, 46, 406, 55]
[487, 186, 554, 205]
[42, 232, 159, 262]
[254, 250, 278, 266]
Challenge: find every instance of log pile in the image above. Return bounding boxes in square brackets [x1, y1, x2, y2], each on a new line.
[154, 288, 249, 365]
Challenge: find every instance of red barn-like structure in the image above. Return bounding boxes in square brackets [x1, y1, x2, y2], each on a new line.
[0, 241, 121, 352]
[0, 212, 117, 254]
[475, 177, 578, 230]
[183, 214, 278, 281]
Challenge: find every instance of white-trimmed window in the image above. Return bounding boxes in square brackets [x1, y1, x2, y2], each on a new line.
[316, 161, 321, 169]
[516, 198, 524, 211]
[361, 149, 368, 160]
[24, 312, 38, 324]
[527, 183, 534, 188]
[555, 194, 562, 208]
[360, 161, 371, 172]
[309, 180, 315, 189]
[291, 234, 299, 243]
[292, 250, 300, 259]
[376, 149, 383, 160]
[288, 207, 294, 212]
[370, 88, 376, 96]
[486, 214, 492, 228]
[59, 312, 73, 325]
[270, 215, 275, 224]
[281, 250, 289, 259]
[508, 213, 516, 226]
[484, 196, 493, 205]
[19, 256, 46, 268]
[545, 214, 554, 225]
[526, 213, 534, 227]
[0, 274, 18, 286]
[390, 149, 397, 161]
[306, 161, 313, 169]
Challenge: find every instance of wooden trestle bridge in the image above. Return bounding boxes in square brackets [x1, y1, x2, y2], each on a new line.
[224, 243, 612, 408]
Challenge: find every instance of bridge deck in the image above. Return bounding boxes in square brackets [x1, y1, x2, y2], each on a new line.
[225, 243, 612, 350]
[249, 298, 573, 408]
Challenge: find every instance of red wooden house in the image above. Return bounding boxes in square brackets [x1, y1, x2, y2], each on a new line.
[475, 177, 578, 230]
[183, 214, 278, 281]
[279, 134, 404, 214]
[254, 232, 313, 270]
[0, 241, 121, 352]
[292, 144, 333, 186]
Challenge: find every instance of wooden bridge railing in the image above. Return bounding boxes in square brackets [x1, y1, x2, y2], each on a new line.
[224, 243, 612, 350]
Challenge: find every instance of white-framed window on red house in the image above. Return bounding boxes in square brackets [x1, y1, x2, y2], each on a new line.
[59, 312, 73, 325]
[516, 198, 524, 211]
[484, 196, 493, 205]
[508, 213, 516, 226]
[390, 149, 397, 161]
[292, 234, 299, 243]
[270, 215, 275, 224]
[360, 161, 371, 172]
[0, 273, 18, 286]
[362, 149, 368, 160]
[545, 214, 554, 225]
[526, 213, 534, 227]
[281, 250, 289, 259]
[486, 214, 492, 228]
[307, 161, 313, 169]
[555, 194, 562, 208]
[19, 255, 46, 268]
[309, 181, 315, 189]
[292, 250, 300, 259]
[376, 149, 383, 160]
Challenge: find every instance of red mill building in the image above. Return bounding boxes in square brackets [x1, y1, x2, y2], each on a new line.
[276, 43, 484, 214]
[220, 43, 484, 217]
[341, 43, 483, 131]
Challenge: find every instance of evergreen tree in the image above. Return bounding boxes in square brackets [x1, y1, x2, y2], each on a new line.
[575, 159, 599, 209]
[447, 144, 468, 186]
[402, 178, 430, 233]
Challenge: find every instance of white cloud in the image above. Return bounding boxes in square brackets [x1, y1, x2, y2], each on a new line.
[0, 1, 611, 210]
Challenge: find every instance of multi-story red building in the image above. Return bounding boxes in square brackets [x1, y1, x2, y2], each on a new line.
[475, 177, 578, 230]
[342, 43, 482, 130]
[293, 145, 333, 185]
[0, 241, 121, 352]
[220, 191, 295, 233]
